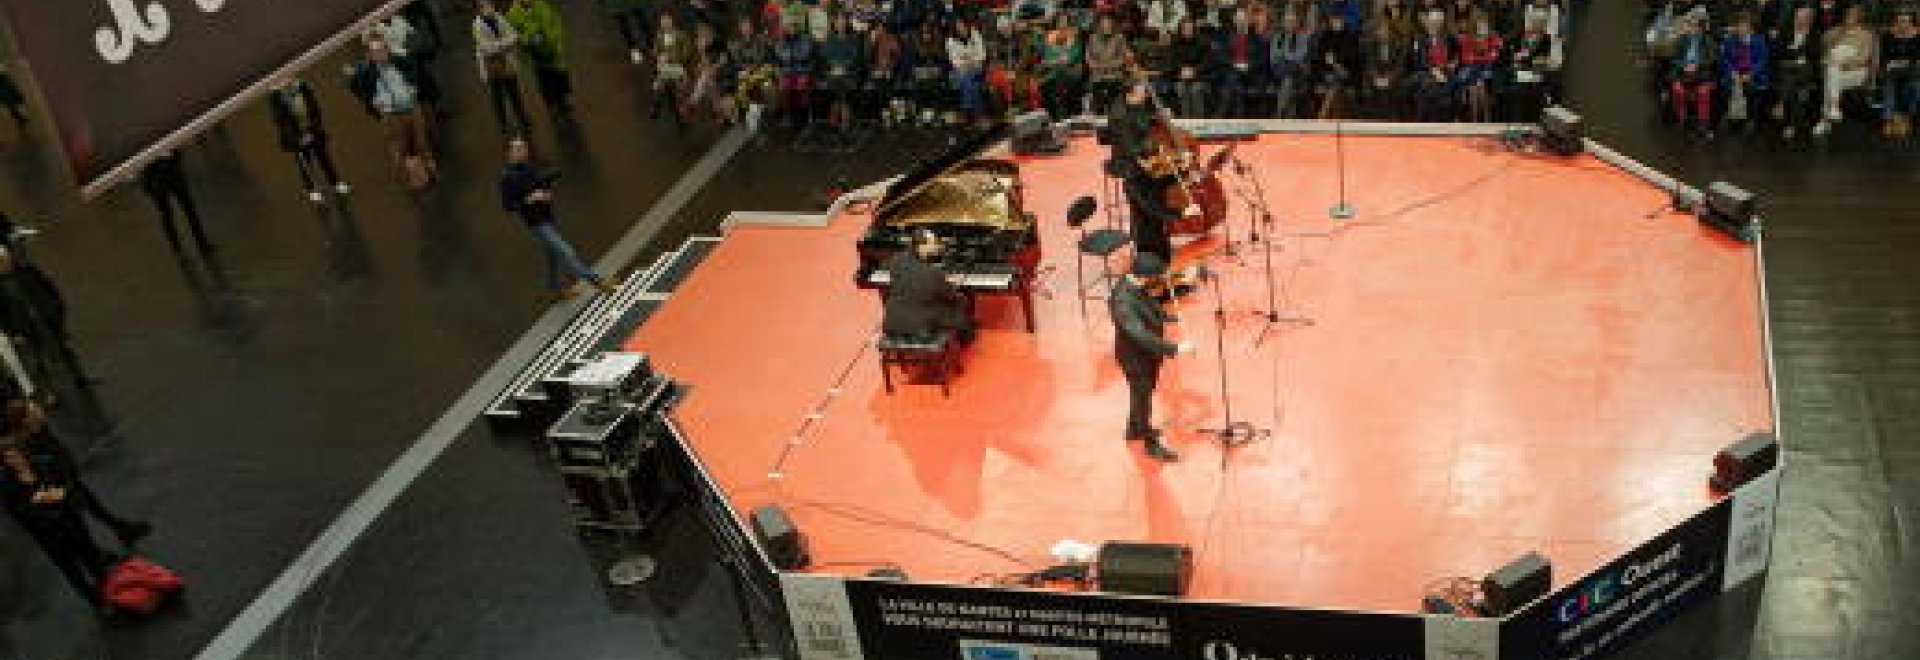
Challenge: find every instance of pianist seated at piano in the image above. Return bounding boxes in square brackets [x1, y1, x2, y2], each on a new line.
[881, 229, 977, 345]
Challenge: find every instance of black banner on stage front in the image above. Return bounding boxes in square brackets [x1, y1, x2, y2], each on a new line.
[782, 574, 1426, 660]
[3, 0, 396, 192]
[1501, 499, 1733, 660]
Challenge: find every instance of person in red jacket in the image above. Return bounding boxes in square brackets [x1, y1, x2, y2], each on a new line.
[1454, 11, 1503, 122]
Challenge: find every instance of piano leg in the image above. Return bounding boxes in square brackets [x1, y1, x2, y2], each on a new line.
[1018, 280, 1037, 333]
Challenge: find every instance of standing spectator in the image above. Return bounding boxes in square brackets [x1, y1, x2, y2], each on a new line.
[268, 76, 352, 204]
[948, 19, 991, 124]
[1772, 5, 1822, 139]
[1668, 13, 1718, 137]
[599, 0, 654, 63]
[652, 13, 696, 121]
[349, 37, 437, 185]
[0, 63, 26, 132]
[139, 150, 213, 252]
[475, 1, 536, 133]
[0, 402, 119, 609]
[499, 139, 611, 299]
[1881, 11, 1920, 139]
[1719, 13, 1770, 129]
[368, 12, 445, 119]
[1814, 6, 1875, 136]
[509, 0, 575, 116]
[1171, 17, 1212, 116]
[0, 242, 89, 397]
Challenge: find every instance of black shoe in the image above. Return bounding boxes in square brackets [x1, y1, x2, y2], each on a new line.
[1144, 437, 1180, 462]
[114, 520, 153, 546]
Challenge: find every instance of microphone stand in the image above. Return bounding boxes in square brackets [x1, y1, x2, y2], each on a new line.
[1230, 155, 1314, 347]
[1329, 118, 1356, 220]
[1194, 267, 1269, 448]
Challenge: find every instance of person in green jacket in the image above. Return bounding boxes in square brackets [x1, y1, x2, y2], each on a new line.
[508, 0, 574, 115]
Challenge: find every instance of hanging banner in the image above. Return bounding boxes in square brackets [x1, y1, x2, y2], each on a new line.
[781, 573, 1428, 660]
[2, 0, 400, 195]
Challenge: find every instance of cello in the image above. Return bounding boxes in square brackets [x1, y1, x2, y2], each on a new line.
[1137, 95, 1231, 236]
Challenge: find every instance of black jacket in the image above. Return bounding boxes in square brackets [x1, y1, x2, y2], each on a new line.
[880, 251, 966, 338]
[1109, 278, 1178, 374]
[347, 58, 423, 115]
[268, 82, 329, 152]
[500, 162, 557, 227]
[139, 150, 187, 196]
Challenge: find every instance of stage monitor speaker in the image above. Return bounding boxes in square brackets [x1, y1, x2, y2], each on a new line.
[1711, 431, 1778, 493]
[1481, 551, 1552, 616]
[1013, 110, 1067, 154]
[1540, 106, 1585, 155]
[1698, 181, 1760, 242]
[1097, 542, 1191, 596]
[750, 505, 811, 570]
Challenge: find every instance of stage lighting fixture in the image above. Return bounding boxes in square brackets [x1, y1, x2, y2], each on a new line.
[1711, 432, 1778, 493]
[1698, 181, 1760, 242]
[1013, 110, 1067, 154]
[1540, 106, 1585, 155]
[1481, 552, 1552, 616]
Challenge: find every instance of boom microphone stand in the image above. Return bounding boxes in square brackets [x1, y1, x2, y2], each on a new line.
[1194, 267, 1270, 448]
[1228, 156, 1315, 348]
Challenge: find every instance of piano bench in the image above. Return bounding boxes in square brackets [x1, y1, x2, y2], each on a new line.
[877, 332, 960, 397]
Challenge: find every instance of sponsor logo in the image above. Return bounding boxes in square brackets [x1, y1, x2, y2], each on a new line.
[94, 0, 238, 65]
[1553, 543, 1684, 624]
[965, 645, 1022, 660]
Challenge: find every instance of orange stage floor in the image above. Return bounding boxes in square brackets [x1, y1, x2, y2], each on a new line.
[624, 134, 1774, 612]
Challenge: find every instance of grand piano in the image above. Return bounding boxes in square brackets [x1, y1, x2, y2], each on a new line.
[856, 126, 1041, 332]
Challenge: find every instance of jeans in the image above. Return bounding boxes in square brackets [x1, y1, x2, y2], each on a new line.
[529, 222, 599, 291]
[1882, 67, 1919, 119]
[953, 68, 985, 114]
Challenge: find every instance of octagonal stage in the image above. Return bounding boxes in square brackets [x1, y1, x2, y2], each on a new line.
[622, 131, 1774, 614]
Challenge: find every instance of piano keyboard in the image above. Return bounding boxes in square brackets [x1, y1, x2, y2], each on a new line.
[863, 269, 1018, 292]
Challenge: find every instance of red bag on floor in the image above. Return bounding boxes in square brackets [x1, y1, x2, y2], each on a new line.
[102, 556, 184, 615]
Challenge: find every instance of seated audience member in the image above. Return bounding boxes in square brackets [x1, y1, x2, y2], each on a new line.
[822, 15, 868, 125]
[1882, 10, 1920, 138]
[1814, 6, 1875, 136]
[775, 28, 819, 126]
[948, 19, 992, 123]
[1171, 17, 1213, 117]
[729, 17, 779, 124]
[1040, 15, 1087, 118]
[652, 13, 696, 120]
[1453, 11, 1501, 123]
[1668, 13, 1718, 136]
[1089, 15, 1134, 112]
[1772, 5, 1822, 139]
[1313, 11, 1361, 118]
[1362, 11, 1411, 119]
[870, 24, 907, 124]
[1273, 10, 1318, 117]
[1719, 13, 1770, 129]
[1411, 13, 1458, 121]
[907, 24, 952, 124]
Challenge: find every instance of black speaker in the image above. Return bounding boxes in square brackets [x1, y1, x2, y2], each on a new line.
[1481, 551, 1552, 616]
[1711, 431, 1778, 492]
[1097, 542, 1191, 596]
[750, 505, 811, 570]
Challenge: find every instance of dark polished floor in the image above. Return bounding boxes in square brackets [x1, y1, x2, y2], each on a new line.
[0, 0, 1913, 659]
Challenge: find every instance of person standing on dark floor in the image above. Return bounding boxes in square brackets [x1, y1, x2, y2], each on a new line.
[268, 76, 352, 204]
[0, 243, 89, 398]
[475, 1, 537, 133]
[499, 139, 611, 299]
[508, 0, 576, 116]
[0, 62, 27, 132]
[598, 0, 654, 64]
[0, 397, 130, 609]
[1109, 253, 1190, 462]
[138, 150, 213, 252]
[349, 36, 438, 184]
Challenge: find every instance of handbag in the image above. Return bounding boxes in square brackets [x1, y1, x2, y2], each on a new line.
[102, 556, 185, 615]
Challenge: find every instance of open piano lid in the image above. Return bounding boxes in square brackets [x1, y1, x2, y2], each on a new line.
[873, 124, 1011, 219]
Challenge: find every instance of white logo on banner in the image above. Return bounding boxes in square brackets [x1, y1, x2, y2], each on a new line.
[94, 0, 172, 64]
[93, 0, 246, 65]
